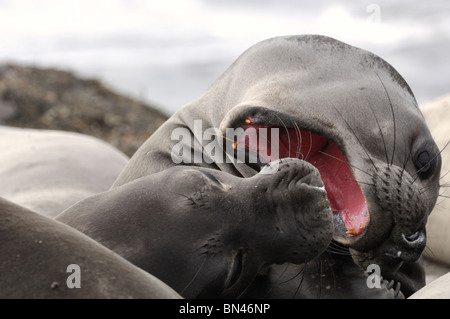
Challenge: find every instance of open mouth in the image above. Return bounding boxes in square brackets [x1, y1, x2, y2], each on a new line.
[235, 116, 370, 237]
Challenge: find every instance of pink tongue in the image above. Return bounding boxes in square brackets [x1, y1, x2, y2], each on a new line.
[237, 123, 369, 236]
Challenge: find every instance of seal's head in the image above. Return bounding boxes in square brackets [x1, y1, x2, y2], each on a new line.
[185, 158, 333, 298]
[213, 35, 441, 292]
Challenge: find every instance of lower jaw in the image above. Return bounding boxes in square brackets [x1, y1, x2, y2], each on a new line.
[332, 212, 354, 244]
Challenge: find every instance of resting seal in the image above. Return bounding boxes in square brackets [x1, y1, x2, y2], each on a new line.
[0, 126, 128, 218]
[60, 35, 441, 298]
[0, 197, 180, 299]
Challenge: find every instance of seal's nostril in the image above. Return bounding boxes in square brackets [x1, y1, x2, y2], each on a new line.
[398, 230, 426, 263]
[404, 231, 420, 242]
[401, 230, 425, 246]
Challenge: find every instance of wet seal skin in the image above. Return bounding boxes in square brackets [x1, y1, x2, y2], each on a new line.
[58, 35, 441, 298]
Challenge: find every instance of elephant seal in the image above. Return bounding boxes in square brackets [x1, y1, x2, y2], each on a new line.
[0, 196, 180, 299]
[62, 35, 441, 298]
[0, 126, 128, 218]
[58, 158, 334, 298]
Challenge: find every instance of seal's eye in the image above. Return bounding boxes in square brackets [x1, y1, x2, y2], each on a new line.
[414, 144, 436, 179]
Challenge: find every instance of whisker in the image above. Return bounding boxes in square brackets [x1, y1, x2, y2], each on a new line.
[273, 113, 292, 158]
[316, 257, 323, 299]
[340, 177, 376, 187]
[326, 245, 351, 253]
[180, 257, 207, 295]
[375, 72, 396, 166]
[331, 102, 378, 171]
[305, 131, 314, 162]
[401, 109, 420, 177]
[439, 169, 450, 182]
[419, 169, 450, 196]
[420, 182, 446, 195]
[319, 172, 376, 188]
[291, 120, 302, 159]
[423, 246, 435, 259]
[237, 264, 266, 299]
[327, 241, 350, 251]
[321, 254, 337, 294]
[325, 242, 353, 256]
[262, 263, 296, 298]
[277, 264, 305, 285]
[325, 247, 353, 256]
[292, 257, 309, 298]
[412, 139, 450, 183]
[318, 150, 375, 178]
[203, 130, 234, 144]
[399, 130, 410, 180]
[365, 97, 390, 167]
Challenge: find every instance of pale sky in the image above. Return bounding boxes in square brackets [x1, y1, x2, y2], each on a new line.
[0, 0, 448, 113]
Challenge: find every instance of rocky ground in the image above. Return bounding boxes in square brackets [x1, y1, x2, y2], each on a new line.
[0, 64, 168, 157]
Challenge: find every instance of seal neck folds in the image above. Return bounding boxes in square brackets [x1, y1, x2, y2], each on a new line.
[235, 118, 369, 237]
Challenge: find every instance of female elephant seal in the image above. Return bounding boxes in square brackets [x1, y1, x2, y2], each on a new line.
[59, 35, 441, 298]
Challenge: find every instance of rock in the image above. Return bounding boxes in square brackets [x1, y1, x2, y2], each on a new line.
[0, 64, 168, 157]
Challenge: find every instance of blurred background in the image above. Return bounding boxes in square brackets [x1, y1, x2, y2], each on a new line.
[0, 0, 449, 115]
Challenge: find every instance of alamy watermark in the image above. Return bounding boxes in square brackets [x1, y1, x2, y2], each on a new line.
[366, 264, 381, 288]
[170, 119, 280, 173]
[366, 3, 381, 24]
[66, 264, 81, 288]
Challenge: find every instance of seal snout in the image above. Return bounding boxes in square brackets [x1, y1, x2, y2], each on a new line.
[398, 229, 426, 262]
[373, 164, 428, 234]
[251, 158, 334, 264]
[350, 164, 430, 272]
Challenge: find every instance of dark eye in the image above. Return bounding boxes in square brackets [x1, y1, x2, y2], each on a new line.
[414, 144, 436, 179]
